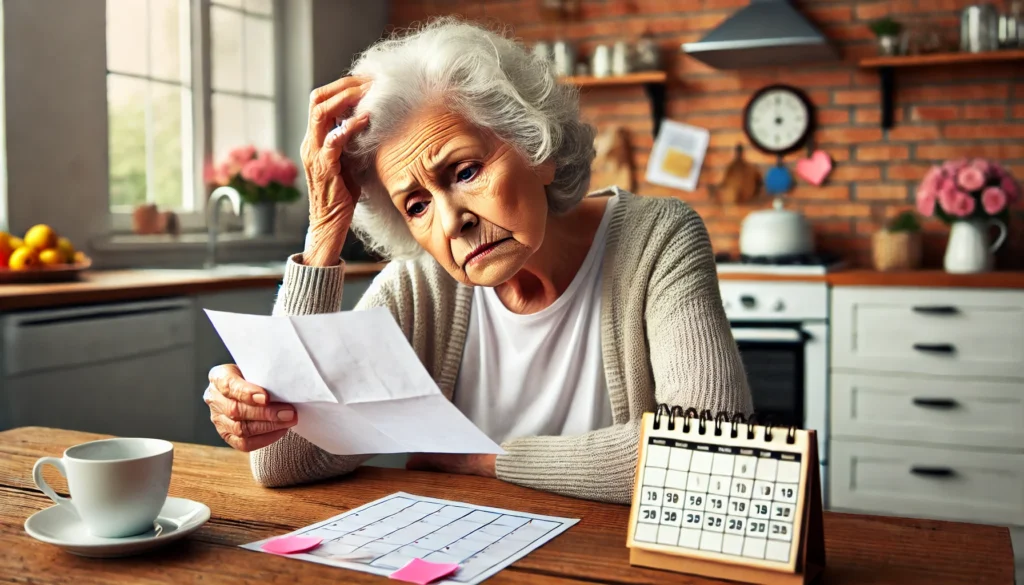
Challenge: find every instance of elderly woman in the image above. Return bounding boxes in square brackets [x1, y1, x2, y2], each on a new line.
[204, 18, 751, 504]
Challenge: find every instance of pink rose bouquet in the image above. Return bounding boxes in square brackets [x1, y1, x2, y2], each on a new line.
[204, 145, 301, 205]
[916, 158, 1018, 223]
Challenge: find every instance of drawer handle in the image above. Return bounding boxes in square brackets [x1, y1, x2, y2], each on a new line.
[911, 398, 959, 409]
[912, 343, 955, 354]
[910, 466, 956, 478]
[912, 306, 959, 315]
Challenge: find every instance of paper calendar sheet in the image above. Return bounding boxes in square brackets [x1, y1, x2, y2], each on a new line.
[242, 492, 578, 584]
[629, 431, 807, 570]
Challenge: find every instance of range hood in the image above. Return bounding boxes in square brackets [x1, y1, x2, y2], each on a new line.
[682, 0, 838, 69]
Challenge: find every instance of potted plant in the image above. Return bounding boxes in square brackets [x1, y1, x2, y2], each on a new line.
[205, 145, 300, 237]
[916, 159, 1019, 273]
[872, 211, 922, 272]
[869, 17, 904, 56]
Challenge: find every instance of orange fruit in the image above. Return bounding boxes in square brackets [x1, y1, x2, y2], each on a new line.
[39, 248, 64, 266]
[9, 236, 23, 249]
[56, 237, 75, 263]
[24, 224, 58, 251]
[9, 247, 39, 270]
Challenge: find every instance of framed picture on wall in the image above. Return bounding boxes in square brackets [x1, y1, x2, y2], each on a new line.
[644, 120, 710, 192]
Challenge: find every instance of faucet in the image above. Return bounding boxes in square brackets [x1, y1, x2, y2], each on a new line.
[206, 186, 243, 268]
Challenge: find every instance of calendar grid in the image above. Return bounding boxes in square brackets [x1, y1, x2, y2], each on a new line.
[633, 436, 803, 566]
[292, 494, 565, 583]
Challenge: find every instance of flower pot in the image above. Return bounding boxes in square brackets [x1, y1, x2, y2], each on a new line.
[872, 230, 922, 271]
[877, 34, 901, 56]
[943, 218, 1007, 274]
[244, 202, 277, 237]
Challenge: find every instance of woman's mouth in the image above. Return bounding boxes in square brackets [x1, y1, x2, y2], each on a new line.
[463, 238, 511, 267]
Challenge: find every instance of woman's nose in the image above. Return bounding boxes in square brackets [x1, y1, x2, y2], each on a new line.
[438, 198, 478, 239]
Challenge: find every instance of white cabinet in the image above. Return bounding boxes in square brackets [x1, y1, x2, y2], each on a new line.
[831, 287, 1024, 378]
[0, 299, 197, 442]
[829, 285, 1024, 526]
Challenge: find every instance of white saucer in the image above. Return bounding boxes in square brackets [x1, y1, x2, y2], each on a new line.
[24, 496, 210, 558]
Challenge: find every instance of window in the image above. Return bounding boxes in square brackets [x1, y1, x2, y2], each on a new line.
[105, 0, 277, 224]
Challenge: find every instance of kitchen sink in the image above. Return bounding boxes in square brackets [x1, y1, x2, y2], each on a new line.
[138, 262, 287, 278]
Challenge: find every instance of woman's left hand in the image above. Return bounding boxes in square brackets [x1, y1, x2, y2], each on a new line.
[406, 454, 497, 478]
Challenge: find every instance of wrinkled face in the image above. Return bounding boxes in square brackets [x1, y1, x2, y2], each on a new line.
[376, 108, 554, 286]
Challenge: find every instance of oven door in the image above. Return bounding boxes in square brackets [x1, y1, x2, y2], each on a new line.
[730, 323, 808, 430]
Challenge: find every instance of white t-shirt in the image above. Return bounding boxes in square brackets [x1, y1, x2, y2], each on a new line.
[453, 195, 618, 444]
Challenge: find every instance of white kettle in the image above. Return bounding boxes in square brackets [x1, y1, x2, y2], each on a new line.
[739, 197, 814, 258]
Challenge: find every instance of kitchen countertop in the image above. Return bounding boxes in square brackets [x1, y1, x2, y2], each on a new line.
[0, 262, 386, 312]
[718, 269, 1024, 288]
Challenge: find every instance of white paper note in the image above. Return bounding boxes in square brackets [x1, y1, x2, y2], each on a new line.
[204, 308, 504, 456]
[241, 492, 579, 585]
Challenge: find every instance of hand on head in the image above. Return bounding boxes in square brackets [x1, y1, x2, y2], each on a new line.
[300, 76, 373, 267]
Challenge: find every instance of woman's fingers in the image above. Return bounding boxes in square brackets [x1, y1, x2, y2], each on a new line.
[210, 413, 294, 438]
[309, 75, 371, 107]
[221, 428, 290, 453]
[205, 385, 296, 423]
[307, 79, 372, 147]
[208, 364, 268, 406]
[319, 112, 370, 182]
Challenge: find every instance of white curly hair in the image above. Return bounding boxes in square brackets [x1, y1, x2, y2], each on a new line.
[342, 17, 596, 260]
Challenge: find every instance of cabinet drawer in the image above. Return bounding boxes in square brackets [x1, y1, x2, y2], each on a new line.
[4, 347, 197, 442]
[831, 373, 1024, 449]
[2, 299, 194, 376]
[832, 287, 1024, 378]
[830, 439, 1024, 525]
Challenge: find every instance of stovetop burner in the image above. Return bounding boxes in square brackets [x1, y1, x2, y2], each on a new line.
[714, 252, 844, 274]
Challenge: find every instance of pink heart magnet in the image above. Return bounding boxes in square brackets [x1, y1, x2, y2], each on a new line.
[260, 535, 322, 554]
[796, 150, 833, 186]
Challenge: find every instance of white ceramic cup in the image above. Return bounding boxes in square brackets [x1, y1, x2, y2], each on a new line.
[33, 437, 174, 538]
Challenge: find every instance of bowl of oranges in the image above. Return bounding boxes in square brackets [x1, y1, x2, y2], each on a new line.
[0, 224, 91, 284]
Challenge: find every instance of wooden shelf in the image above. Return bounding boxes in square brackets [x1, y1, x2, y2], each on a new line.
[858, 50, 1024, 130]
[560, 71, 667, 87]
[860, 49, 1024, 68]
[560, 71, 668, 137]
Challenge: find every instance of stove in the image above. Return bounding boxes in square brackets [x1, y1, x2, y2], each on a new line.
[715, 252, 845, 275]
[718, 277, 830, 506]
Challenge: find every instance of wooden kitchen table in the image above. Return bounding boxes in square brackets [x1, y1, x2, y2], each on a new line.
[0, 428, 1013, 584]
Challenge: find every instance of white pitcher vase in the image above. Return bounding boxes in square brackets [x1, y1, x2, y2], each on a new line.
[943, 218, 1007, 274]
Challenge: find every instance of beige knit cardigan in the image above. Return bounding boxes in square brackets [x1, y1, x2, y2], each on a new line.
[251, 187, 752, 504]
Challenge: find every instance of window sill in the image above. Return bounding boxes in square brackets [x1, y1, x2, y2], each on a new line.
[92, 231, 305, 253]
[89, 231, 306, 270]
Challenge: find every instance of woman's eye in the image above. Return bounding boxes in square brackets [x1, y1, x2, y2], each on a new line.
[456, 165, 479, 183]
[406, 201, 428, 217]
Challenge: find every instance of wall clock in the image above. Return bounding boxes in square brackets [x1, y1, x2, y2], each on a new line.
[743, 84, 815, 155]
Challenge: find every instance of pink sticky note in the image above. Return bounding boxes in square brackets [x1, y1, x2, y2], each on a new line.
[260, 535, 322, 554]
[390, 558, 460, 585]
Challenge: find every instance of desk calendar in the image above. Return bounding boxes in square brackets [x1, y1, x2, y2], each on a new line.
[627, 407, 824, 585]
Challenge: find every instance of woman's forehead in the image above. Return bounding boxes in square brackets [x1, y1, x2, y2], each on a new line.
[376, 110, 489, 191]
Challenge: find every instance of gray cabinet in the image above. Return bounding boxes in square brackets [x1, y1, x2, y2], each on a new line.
[0, 299, 196, 441]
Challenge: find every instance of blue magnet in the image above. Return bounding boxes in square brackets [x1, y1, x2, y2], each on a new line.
[765, 164, 794, 195]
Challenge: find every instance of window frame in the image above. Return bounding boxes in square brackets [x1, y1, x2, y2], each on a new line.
[108, 0, 281, 233]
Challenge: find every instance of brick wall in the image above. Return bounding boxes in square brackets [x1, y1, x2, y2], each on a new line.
[388, 0, 1024, 268]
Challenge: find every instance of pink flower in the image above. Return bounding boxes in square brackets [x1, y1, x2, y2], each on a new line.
[956, 165, 986, 192]
[948, 192, 976, 218]
[982, 186, 1008, 215]
[970, 158, 991, 176]
[916, 187, 937, 216]
[943, 158, 968, 175]
[262, 151, 298, 186]
[921, 165, 944, 192]
[938, 184, 961, 214]
[241, 152, 274, 187]
[229, 145, 257, 166]
[1001, 176, 1020, 202]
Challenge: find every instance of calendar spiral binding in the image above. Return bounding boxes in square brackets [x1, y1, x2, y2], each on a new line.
[651, 404, 798, 445]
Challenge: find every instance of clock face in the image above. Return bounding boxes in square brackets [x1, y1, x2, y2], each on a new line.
[743, 86, 813, 155]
